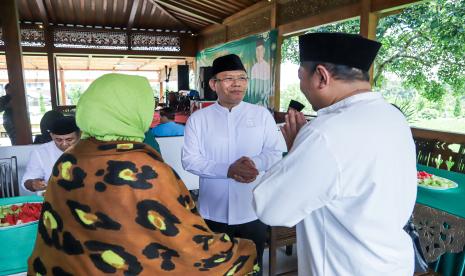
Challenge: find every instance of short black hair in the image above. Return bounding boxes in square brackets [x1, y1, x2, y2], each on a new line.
[4, 83, 10, 90]
[160, 107, 175, 120]
[301, 61, 370, 82]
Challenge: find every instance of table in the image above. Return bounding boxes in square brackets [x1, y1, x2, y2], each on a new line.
[0, 196, 43, 276]
[414, 165, 465, 276]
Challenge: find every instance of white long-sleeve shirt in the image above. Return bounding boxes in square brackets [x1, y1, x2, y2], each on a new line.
[254, 92, 417, 276]
[21, 141, 62, 192]
[182, 101, 284, 224]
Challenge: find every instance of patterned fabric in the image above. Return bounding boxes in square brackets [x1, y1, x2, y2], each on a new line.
[28, 138, 258, 275]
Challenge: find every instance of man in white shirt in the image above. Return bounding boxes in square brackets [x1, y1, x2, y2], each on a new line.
[22, 116, 80, 193]
[253, 33, 417, 276]
[182, 54, 284, 274]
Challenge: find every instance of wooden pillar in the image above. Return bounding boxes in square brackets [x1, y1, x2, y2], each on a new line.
[360, 0, 379, 85]
[45, 27, 58, 109]
[159, 82, 164, 104]
[59, 69, 67, 105]
[0, 0, 32, 144]
[272, 1, 283, 112]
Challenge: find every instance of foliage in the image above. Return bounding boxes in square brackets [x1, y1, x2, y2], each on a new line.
[281, 19, 360, 65]
[454, 97, 462, 117]
[39, 93, 46, 114]
[68, 86, 84, 105]
[281, 0, 465, 102]
[375, 0, 465, 100]
[279, 83, 315, 114]
[391, 99, 417, 123]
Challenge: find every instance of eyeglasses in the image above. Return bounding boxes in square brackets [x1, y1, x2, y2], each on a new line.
[214, 76, 249, 84]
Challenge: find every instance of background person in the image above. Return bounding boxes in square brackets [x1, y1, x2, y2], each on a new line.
[33, 110, 64, 144]
[0, 83, 16, 145]
[150, 107, 185, 137]
[22, 116, 80, 193]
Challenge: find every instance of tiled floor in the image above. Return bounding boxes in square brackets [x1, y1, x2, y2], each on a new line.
[262, 246, 298, 276]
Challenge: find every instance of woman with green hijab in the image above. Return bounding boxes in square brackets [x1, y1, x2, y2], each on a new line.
[28, 74, 258, 275]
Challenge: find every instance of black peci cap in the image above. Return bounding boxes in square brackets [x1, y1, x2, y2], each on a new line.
[49, 116, 79, 135]
[211, 54, 246, 77]
[299, 32, 381, 71]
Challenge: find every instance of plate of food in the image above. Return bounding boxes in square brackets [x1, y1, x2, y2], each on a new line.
[417, 171, 458, 190]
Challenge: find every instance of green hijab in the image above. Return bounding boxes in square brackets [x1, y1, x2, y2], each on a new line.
[76, 73, 154, 142]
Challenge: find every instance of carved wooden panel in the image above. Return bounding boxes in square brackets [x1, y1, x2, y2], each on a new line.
[278, 0, 358, 26]
[54, 29, 128, 50]
[21, 28, 45, 47]
[414, 138, 465, 173]
[0, 28, 45, 47]
[412, 204, 465, 263]
[131, 33, 180, 52]
[228, 8, 271, 41]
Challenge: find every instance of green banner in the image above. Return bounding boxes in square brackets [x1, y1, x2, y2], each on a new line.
[197, 30, 278, 110]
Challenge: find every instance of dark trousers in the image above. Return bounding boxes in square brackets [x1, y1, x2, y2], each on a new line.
[205, 219, 267, 276]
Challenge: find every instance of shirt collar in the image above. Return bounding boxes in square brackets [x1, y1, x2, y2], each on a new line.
[317, 92, 380, 116]
[213, 101, 245, 114]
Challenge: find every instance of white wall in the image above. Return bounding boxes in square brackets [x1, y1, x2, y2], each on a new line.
[157, 136, 199, 190]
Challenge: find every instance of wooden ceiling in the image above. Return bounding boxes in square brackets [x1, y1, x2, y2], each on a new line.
[0, 54, 192, 72]
[17, 0, 262, 32]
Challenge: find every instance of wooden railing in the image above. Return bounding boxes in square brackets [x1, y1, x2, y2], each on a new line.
[411, 127, 465, 173]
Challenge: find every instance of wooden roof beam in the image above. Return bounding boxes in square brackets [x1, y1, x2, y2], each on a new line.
[34, 0, 50, 26]
[153, 0, 222, 25]
[127, 0, 140, 30]
[223, 0, 271, 25]
[147, 0, 187, 28]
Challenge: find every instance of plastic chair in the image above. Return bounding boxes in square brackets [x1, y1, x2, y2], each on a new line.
[0, 156, 19, 198]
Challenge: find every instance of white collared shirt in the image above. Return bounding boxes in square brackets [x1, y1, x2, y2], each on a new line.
[182, 101, 284, 225]
[21, 141, 63, 192]
[254, 92, 417, 275]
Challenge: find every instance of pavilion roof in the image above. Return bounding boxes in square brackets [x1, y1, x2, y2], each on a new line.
[17, 0, 261, 33]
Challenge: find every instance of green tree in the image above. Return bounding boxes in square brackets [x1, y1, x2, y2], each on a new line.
[68, 86, 84, 105]
[280, 83, 315, 115]
[282, 19, 360, 65]
[39, 93, 46, 114]
[454, 97, 462, 117]
[281, 0, 465, 102]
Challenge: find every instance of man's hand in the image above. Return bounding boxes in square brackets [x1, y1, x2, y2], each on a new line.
[280, 109, 307, 151]
[25, 179, 47, 192]
[227, 157, 259, 183]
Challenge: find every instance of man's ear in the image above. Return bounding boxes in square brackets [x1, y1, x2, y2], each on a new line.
[315, 65, 331, 89]
[208, 79, 217, 92]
